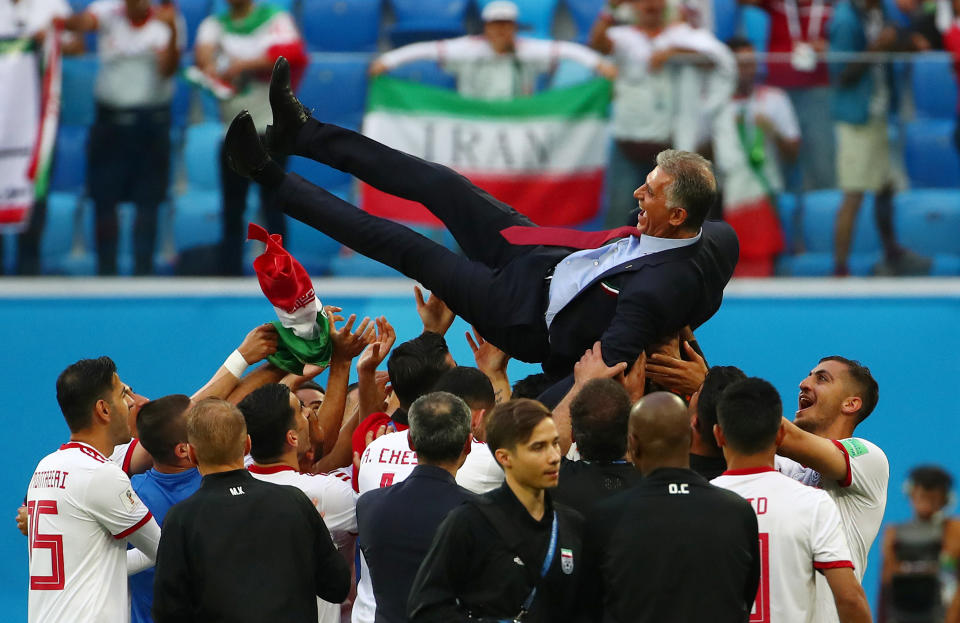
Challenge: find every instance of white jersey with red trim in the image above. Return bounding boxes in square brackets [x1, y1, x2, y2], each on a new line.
[26, 441, 153, 623]
[108, 438, 139, 475]
[712, 467, 854, 623]
[248, 464, 358, 623]
[455, 438, 503, 494]
[776, 437, 889, 622]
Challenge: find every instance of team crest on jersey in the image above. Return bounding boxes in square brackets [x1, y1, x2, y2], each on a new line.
[560, 548, 574, 574]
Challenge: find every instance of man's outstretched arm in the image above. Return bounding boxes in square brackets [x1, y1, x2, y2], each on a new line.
[778, 418, 850, 482]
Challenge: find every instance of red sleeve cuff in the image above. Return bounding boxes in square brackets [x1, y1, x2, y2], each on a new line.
[122, 438, 139, 475]
[113, 511, 153, 540]
[830, 439, 853, 488]
[814, 560, 855, 570]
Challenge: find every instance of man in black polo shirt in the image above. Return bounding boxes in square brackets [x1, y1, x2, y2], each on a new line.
[408, 399, 582, 622]
[578, 392, 760, 623]
[153, 399, 350, 623]
[554, 379, 642, 514]
[356, 391, 475, 623]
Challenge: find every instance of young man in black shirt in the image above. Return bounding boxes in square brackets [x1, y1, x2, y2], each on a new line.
[554, 379, 642, 514]
[408, 399, 583, 622]
[153, 399, 350, 623]
[578, 392, 760, 623]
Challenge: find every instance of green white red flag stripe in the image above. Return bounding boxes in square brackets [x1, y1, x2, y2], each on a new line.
[360, 76, 612, 226]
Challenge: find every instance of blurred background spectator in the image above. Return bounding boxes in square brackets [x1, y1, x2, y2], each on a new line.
[60, 0, 184, 275]
[879, 465, 959, 623]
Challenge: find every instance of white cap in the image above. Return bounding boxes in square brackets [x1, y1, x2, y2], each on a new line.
[481, 0, 519, 22]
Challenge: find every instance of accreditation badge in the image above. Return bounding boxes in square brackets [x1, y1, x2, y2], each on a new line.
[561, 548, 574, 574]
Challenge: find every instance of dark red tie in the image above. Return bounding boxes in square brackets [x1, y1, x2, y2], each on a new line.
[499, 225, 641, 250]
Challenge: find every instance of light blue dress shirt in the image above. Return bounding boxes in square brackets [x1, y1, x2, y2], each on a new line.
[544, 230, 702, 328]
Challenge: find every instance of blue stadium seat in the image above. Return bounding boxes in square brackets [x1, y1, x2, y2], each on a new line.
[179, 0, 211, 49]
[777, 251, 879, 276]
[799, 190, 881, 254]
[50, 125, 89, 195]
[478, 0, 559, 39]
[740, 6, 770, 51]
[170, 75, 193, 129]
[184, 122, 223, 191]
[61, 55, 98, 126]
[931, 254, 960, 276]
[775, 192, 796, 249]
[903, 119, 960, 188]
[388, 60, 456, 89]
[297, 55, 372, 130]
[911, 53, 958, 119]
[894, 190, 960, 255]
[42, 192, 94, 275]
[564, 0, 604, 42]
[713, 0, 738, 42]
[388, 0, 469, 46]
[300, 0, 381, 52]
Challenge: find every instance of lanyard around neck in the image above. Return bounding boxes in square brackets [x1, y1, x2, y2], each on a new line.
[784, 0, 826, 42]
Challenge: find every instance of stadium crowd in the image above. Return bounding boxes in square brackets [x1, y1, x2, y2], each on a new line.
[1, 0, 960, 278]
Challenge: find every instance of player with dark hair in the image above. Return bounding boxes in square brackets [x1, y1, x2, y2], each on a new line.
[777, 356, 889, 622]
[688, 366, 747, 480]
[239, 383, 357, 623]
[128, 394, 200, 623]
[713, 378, 872, 623]
[408, 399, 582, 622]
[554, 378, 641, 514]
[28, 357, 160, 623]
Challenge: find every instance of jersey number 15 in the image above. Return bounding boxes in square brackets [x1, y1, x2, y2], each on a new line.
[27, 500, 65, 591]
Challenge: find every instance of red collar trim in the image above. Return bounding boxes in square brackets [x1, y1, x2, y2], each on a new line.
[721, 466, 777, 476]
[60, 441, 105, 458]
[248, 464, 297, 475]
[127, 7, 154, 28]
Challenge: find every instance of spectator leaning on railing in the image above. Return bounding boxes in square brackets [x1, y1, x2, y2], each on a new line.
[369, 0, 616, 100]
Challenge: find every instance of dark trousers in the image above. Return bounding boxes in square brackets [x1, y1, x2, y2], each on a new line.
[219, 142, 288, 276]
[88, 104, 171, 275]
[278, 120, 559, 363]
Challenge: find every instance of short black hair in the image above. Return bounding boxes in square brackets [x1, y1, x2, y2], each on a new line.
[486, 399, 552, 459]
[297, 381, 325, 394]
[387, 332, 455, 407]
[56, 356, 118, 433]
[137, 394, 191, 465]
[432, 367, 495, 411]
[238, 383, 296, 462]
[511, 373, 554, 400]
[909, 465, 953, 493]
[717, 377, 783, 455]
[570, 379, 631, 461]
[408, 392, 472, 463]
[820, 356, 879, 424]
[696, 366, 748, 451]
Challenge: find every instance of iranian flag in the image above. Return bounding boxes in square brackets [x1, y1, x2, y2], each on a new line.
[0, 30, 61, 231]
[361, 76, 612, 226]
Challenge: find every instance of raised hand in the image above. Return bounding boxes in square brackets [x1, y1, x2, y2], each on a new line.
[330, 313, 375, 362]
[645, 341, 708, 396]
[466, 328, 509, 377]
[573, 342, 628, 386]
[237, 323, 279, 364]
[414, 285, 455, 336]
[357, 317, 397, 373]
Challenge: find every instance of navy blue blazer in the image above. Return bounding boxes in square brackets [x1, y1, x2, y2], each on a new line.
[542, 219, 739, 379]
[356, 465, 475, 623]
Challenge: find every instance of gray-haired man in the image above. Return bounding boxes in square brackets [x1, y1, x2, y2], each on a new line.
[225, 58, 740, 404]
[354, 392, 475, 623]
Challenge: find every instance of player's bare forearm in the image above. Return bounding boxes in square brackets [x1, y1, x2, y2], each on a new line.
[226, 363, 286, 404]
[312, 410, 359, 473]
[316, 359, 351, 456]
[777, 418, 850, 481]
[192, 368, 239, 402]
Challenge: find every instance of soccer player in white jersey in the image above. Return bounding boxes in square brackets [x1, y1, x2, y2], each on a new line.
[238, 383, 358, 623]
[776, 356, 889, 621]
[712, 377, 872, 623]
[26, 357, 161, 623]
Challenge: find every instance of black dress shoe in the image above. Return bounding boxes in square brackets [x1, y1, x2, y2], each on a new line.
[264, 56, 309, 156]
[224, 110, 275, 182]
